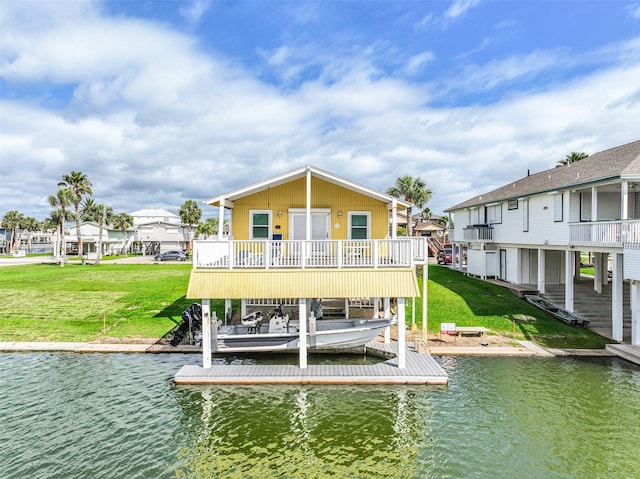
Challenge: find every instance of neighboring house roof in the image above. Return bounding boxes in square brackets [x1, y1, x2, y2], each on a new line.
[204, 164, 412, 210]
[446, 140, 640, 211]
[414, 221, 446, 232]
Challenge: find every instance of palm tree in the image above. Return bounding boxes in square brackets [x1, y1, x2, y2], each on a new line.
[557, 151, 589, 167]
[48, 188, 75, 264]
[386, 175, 432, 237]
[179, 200, 202, 253]
[196, 217, 219, 239]
[59, 171, 93, 255]
[112, 212, 133, 254]
[2, 210, 25, 253]
[21, 216, 40, 253]
[81, 198, 114, 264]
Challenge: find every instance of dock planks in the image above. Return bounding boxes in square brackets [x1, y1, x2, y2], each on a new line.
[174, 340, 448, 385]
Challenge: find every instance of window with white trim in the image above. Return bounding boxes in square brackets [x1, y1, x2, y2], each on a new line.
[554, 193, 563, 222]
[249, 210, 271, 239]
[348, 212, 370, 240]
[487, 204, 502, 224]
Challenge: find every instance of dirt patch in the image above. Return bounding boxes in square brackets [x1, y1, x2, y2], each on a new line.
[392, 326, 518, 347]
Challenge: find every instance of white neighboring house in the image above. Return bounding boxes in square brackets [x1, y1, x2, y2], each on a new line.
[446, 140, 640, 346]
[130, 208, 181, 225]
[136, 221, 189, 255]
[130, 208, 190, 255]
[66, 222, 128, 257]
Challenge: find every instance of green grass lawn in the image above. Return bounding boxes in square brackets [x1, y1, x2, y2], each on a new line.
[0, 263, 611, 348]
[408, 265, 611, 349]
[0, 263, 199, 342]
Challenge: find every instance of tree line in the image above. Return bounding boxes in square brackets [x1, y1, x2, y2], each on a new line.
[1, 171, 208, 265]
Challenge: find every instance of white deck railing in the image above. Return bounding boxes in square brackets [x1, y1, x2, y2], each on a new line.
[192, 239, 418, 269]
[569, 220, 640, 248]
[462, 225, 494, 241]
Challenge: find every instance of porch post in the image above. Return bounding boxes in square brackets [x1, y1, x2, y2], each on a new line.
[591, 186, 598, 222]
[602, 253, 609, 286]
[537, 248, 546, 294]
[612, 253, 624, 342]
[202, 299, 212, 368]
[422, 258, 428, 343]
[391, 199, 398, 239]
[621, 180, 629, 220]
[218, 200, 225, 240]
[632, 282, 640, 346]
[565, 250, 574, 313]
[397, 297, 406, 369]
[306, 166, 311, 241]
[298, 298, 308, 369]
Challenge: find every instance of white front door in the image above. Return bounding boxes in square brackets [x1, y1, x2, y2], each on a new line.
[291, 212, 330, 254]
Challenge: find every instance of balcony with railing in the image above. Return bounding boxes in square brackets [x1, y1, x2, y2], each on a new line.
[192, 239, 420, 269]
[462, 225, 494, 242]
[569, 220, 640, 248]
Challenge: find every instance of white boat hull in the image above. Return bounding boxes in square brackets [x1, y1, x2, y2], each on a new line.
[213, 318, 394, 353]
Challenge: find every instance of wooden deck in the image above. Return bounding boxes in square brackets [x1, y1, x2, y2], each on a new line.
[174, 340, 448, 385]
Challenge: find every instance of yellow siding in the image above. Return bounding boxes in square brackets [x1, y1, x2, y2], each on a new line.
[187, 268, 420, 299]
[232, 177, 389, 240]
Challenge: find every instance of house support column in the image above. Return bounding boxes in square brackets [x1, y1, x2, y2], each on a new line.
[481, 243, 487, 280]
[594, 252, 603, 293]
[537, 249, 546, 294]
[298, 299, 308, 369]
[631, 282, 640, 346]
[397, 297, 406, 369]
[574, 252, 582, 282]
[515, 248, 521, 284]
[383, 298, 391, 344]
[602, 253, 609, 286]
[611, 253, 624, 342]
[565, 250, 574, 312]
[202, 299, 212, 368]
[224, 299, 232, 324]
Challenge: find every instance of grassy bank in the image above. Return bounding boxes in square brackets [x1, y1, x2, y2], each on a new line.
[409, 266, 610, 349]
[0, 263, 197, 342]
[0, 263, 611, 348]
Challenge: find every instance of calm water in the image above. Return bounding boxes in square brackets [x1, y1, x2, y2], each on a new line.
[1, 353, 639, 479]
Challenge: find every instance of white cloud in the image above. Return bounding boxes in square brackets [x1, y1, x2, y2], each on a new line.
[405, 51, 436, 76]
[0, 0, 639, 222]
[445, 0, 481, 20]
[179, 0, 212, 25]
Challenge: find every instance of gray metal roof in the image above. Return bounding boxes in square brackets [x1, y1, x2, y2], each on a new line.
[446, 140, 640, 211]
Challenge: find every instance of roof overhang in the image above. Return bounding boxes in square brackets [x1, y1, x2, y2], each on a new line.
[186, 268, 420, 299]
[204, 165, 411, 210]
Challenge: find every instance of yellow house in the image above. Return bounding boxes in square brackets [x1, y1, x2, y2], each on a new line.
[186, 165, 426, 369]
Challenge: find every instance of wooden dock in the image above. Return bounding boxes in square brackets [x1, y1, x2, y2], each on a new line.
[174, 340, 448, 385]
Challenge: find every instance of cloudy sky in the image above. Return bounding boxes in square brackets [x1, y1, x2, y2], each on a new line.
[1, 0, 639, 221]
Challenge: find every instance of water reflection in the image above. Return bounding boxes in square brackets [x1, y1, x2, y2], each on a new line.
[173, 385, 439, 479]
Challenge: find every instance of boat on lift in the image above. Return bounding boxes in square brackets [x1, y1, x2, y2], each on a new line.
[177, 303, 395, 352]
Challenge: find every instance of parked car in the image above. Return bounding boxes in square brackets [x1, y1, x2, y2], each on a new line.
[437, 248, 454, 265]
[154, 251, 187, 261]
